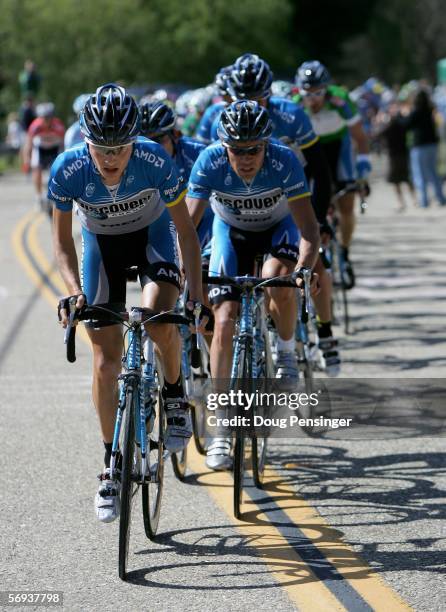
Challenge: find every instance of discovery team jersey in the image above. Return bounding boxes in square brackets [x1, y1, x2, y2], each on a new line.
[208, 96, 318, 152]
[187, 140, 311, 232]
[48, 138, 185, 235]
[293, 85, 360, 143]
[174, 136, 206, 184]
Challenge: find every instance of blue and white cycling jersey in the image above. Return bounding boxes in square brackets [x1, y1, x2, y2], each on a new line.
[173, 135, 214, 248]
[195, 101, 227, 143]
[187, 140, 311, 232]
[174, 135, 206, 184]
[208, 96, 318, 155]
[47, 137, 185, 235]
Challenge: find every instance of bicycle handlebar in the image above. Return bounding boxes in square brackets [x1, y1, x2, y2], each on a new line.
[332, 180, 369, 213]
[64, 305, 190, 363]
[203, 271, 297, 289]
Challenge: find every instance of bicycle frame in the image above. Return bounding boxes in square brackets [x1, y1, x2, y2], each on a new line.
[109, 323, 156, 484]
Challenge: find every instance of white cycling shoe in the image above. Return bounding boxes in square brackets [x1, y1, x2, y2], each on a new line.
[317, 336, 341, 377]
[95, 468, 120, 523]
[276, 351, 299, 379]
[206, 437, 233, 471]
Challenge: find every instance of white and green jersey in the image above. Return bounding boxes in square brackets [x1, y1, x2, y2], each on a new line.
[293, 85, 360, 143]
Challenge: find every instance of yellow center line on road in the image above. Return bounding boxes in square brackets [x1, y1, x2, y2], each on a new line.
[12, 210, 412, 612]
[12, 210, 89, 345]
[186, 447, 346, 611]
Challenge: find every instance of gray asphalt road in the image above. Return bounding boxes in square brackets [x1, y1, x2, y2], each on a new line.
[0, 169, 445, 611]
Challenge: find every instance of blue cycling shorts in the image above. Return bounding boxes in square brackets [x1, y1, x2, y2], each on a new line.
[208, 214, 299, 305]
[81, 208, 179, 324]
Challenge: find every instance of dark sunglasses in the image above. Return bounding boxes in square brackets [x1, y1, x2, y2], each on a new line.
[224, 143, 265, 156]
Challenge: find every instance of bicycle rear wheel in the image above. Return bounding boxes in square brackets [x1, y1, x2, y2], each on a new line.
[119, 388, 138, 580]
[142, 379, 164, 540]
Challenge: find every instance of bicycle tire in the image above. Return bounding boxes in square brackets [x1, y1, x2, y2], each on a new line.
[191, 403, 207, 455]
[341, 283, 350, 335]
[142, 384, 164, 540]
[118, 388, 137, 580]
[251, 320, 273, 488]
[233, 340, 251, 520]
[171, 447, 188, 480]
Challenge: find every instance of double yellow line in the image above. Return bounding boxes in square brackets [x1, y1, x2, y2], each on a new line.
[12, 211, 411, 611]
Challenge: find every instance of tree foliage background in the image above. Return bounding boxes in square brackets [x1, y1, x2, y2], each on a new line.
[1, 0, 446, 120]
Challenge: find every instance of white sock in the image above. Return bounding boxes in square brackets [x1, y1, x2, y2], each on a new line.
[277, 337, 295, 352]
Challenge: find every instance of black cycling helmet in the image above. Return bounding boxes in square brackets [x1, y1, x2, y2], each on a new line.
[80, 83, 140, 146]
[215, 65, 233, 96]
[217, 100, 272, 143]
[295, 61, 331, 90]
[140, 101, 176, 138]
[228, 53, 273, 100]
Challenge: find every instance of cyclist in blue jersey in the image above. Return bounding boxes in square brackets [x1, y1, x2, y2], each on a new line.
[140, 100, 214, 249]
[195, 65, 233, 144]
[50, 84, 208, 522]
[186, 100, 320, 470]
[213, 53, 340, 375]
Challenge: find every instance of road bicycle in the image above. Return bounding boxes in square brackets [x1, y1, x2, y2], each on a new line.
[325, 181, 368, 334]
[204, 269, 304, 519]
[64, 302, 190, 580]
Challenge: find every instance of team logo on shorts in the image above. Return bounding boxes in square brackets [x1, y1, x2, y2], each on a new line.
[85, 183, 95, 197]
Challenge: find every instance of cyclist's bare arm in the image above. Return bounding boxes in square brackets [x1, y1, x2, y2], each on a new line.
[185, 196, 208, 227]
[53, 208, 85, 323]
[289, 196, 320, 269]
[349, 120, 369, 155]
[168, 197, 204, 303]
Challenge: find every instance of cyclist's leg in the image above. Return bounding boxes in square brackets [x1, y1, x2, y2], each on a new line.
[266, 217, 298, 378]
[206, 218, 241, 470]
[336, 134, 357, 248]
[81, 227, 127, 522]
[141, 210, 191, 452]
[208, 217, 240, 380]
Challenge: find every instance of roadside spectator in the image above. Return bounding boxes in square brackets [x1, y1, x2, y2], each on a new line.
[19, 94, 36, 132]
[400, 88, 446, 208]
[375, 101, 417, 211]
[18, 60, 41, 98]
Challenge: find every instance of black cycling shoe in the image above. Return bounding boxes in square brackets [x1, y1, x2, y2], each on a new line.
[340, 248, 355, 289]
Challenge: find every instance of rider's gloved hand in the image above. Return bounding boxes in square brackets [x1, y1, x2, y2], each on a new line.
[185, 300, 213, 334]
[356, 154, 372, 180]
[292, 267, 320, 296]
[57, 293, 86, 328]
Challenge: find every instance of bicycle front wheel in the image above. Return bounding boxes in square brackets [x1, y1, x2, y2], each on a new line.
[142, 386, 164, 540]
[119, 388, 138, 580]
[233, 341, 252, 520]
